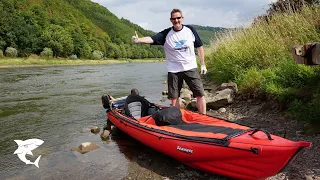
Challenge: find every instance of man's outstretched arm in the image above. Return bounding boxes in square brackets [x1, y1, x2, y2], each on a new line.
[132, 31, 154, 44]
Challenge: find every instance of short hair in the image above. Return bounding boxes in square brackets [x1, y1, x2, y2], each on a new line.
[171, 9, 183, 17]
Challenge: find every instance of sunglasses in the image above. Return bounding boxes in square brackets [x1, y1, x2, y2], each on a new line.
[170, 17, 182, 21]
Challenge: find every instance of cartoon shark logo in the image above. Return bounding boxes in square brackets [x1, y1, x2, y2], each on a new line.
[14, 139, 44, 168]
[174, 40, 187, 48]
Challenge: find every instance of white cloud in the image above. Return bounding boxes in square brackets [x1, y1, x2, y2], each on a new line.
[91, 0, 276, 32]
[138, 22, 149, 30]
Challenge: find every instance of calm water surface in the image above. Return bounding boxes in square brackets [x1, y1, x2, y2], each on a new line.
[0, 62, 169, 180]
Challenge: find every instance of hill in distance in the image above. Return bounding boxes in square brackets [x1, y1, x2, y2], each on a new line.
[0, 0, 164, 59]
[190, 25, 227, 45]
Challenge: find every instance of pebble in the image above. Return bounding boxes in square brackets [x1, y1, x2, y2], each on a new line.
[218, 108, 227, 113]
[91, 126, 100, 134]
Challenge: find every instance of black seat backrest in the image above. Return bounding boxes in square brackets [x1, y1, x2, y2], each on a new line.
[124, 94, 152, 119]
[151, 106, 183, 126]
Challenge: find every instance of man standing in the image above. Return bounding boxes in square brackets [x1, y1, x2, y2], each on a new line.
[132, 8, 207, 114]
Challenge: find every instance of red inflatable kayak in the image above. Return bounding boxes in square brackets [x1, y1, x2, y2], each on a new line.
[102, 93, 311, 180]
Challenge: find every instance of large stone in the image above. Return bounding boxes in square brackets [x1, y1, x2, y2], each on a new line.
[100, 130, 110, 141]
[185, 99, 197, 111]
[77, 142, 100, 154]
[218, 82, 238, 93]
[206, 89, 234, 110]
[203, 83, 220, 93]
[180, 88, 192, 102]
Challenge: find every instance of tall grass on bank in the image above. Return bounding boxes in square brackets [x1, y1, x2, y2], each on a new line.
[206, 5, 320, 124]
[207, 5, 320, 83]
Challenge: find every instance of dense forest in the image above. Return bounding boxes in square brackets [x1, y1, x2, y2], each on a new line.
[0, 0, 223, 60]
[0, 0, 165, 59]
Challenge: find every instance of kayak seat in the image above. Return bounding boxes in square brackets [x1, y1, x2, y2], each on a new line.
[138, 110, 188, 125]
[124, 94, 155, 119]
[151, 106, 184, 126]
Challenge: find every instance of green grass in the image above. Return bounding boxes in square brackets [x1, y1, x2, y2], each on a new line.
[206, 5, 320, 125]
[0, 57, 164, 67]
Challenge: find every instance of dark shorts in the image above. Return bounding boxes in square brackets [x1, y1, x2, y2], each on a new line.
[167, 68, 205, 99]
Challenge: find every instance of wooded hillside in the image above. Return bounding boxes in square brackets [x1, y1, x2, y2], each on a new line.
[191, 25, 226, 45]
[0, 0, 164, 59]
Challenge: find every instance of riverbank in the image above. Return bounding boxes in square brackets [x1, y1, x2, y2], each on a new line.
[0, 57, 164, 68]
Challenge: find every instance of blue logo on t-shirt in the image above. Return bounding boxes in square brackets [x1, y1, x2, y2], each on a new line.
[174, 40, 187, 48]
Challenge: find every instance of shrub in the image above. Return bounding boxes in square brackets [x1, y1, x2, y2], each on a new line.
[0, 50, 3, 58]
[273, 59, 316, 88]
[5, 47, 18, 57]
[69, 54, 78, 60]
[92, 50, 103, 60]
[19, 49, 32, 58]
[289, 93, 320, 125]
[264, 82, 297, 102]
[79, 43, 92, 59]
[28, 54, 40, 60]
[236, 67, 263, 94]
[40, 48, 53, 59]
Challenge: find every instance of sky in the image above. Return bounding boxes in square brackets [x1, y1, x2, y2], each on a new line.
[91, 0, 278, 32]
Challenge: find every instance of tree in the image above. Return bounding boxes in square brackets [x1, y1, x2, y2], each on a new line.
[79, 42, 92, 59]
[119, 44, 127, 59]
[105, 43, 121, 59]
[41, 24, 74, 57]
[72, 28, 92, 59]
[267, 0, 320, 15]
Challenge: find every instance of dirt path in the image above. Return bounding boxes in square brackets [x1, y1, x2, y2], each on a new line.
[122, 98, 320, 180]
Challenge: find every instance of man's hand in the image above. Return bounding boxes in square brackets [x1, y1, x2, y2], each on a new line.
[132, 31, 139, 43]
[200, 64, 207, 75]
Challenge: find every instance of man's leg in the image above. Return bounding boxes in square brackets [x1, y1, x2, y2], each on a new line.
[196, 96, 206, 114]
[168, 72, 183, 107]
[183, 68, 206, 114]
[171, 98, 180, 108]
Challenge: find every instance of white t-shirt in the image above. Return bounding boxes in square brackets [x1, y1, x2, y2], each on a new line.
[151, 25, 203, 73]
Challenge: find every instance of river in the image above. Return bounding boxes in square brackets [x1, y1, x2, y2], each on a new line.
[0, 62, 170, 180]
